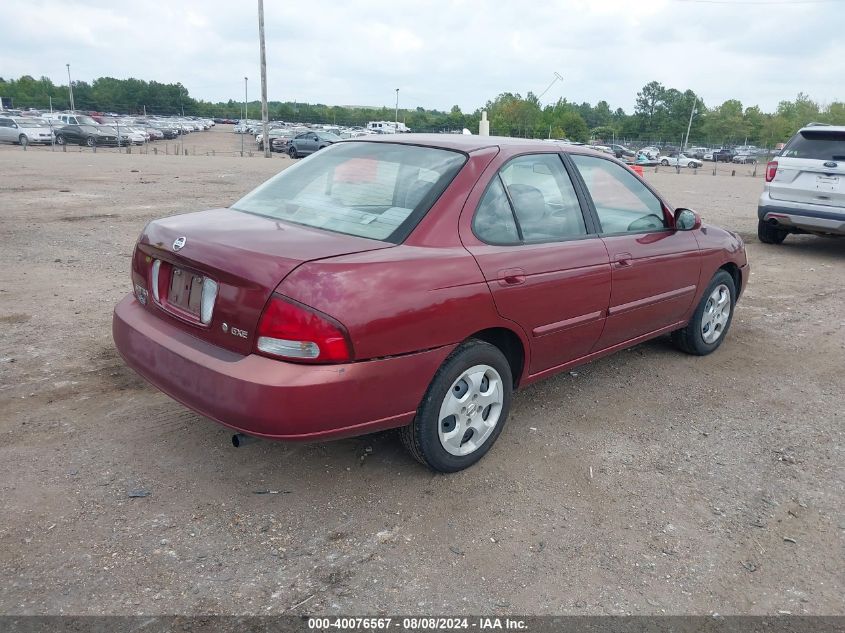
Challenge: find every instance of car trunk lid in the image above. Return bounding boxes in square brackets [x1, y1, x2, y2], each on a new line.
[134, 208, 392, 354]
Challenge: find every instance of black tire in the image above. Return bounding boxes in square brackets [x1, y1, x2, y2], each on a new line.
[757, 218, 788, 244]
[56, 135, 65, 146]
[85, 136, 95, 148]
[661, 159, 669, 166]
[18, 134, 28, 147]
[288, 146, 298, 159]
[399, 339, 513, 473]
[688, 161, 696, 168]
[672, 270, 736, 356]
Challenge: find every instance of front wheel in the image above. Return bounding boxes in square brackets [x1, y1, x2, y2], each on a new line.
[661, 159, 669, 166]
[400, 340, 513, 472]
[85, 136, 95, 147]
[287, 146, 298, 159]
[56, 135, 66, 146]
[672, 270, 736, 356]
[688, 161, 696, 168]
[19, 134, 28, 147]
[758, 218, 788, 244]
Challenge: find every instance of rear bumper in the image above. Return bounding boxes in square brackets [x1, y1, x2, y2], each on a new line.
[112, 295, 453, 441]
[758, 191, 845, 235]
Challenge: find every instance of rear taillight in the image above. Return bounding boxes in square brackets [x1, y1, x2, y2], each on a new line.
[255, 295, 353, 363]
[766, 161, 778, 182]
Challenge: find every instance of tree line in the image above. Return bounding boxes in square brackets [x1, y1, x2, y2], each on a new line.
[2, 75, 843, 148]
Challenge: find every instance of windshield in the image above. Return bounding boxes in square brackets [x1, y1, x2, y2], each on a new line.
[77, 116, 99, 126]
[318, 131, 341, 141]
[232, 142, 466, 243]
[16, 119, 49, 128]
[781, 130, 845, 161]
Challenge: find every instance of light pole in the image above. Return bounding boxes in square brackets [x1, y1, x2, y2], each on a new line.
[66, 63, 75, 112]
[537, 71, 563, 102]
[258, 0, 270, 158]
[242, 77, 248, 156]
[395, 88, 399, 132]
[684, 98, 698, 151]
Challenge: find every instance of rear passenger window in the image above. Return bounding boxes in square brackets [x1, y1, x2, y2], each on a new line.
[501, 155, 587, 242]
[473, 178, 520, 244]
[473, 154, 588, 245]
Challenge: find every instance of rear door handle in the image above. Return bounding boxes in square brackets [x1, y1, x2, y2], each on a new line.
[612, 253, 633, 268]
[497, 268, 526, 286]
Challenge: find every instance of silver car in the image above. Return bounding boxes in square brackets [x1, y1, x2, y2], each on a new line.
[758, 124, 845, 243]
[0, 116, 55, 145]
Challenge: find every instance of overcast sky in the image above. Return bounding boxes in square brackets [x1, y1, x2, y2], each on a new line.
[2, 0, 843, 113]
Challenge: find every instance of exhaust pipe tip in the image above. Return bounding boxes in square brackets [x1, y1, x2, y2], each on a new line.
[232, 433, 258, 448]
[768, 218, 780, 226]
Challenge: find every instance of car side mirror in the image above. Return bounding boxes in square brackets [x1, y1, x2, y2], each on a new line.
[674, 208, 701, 231]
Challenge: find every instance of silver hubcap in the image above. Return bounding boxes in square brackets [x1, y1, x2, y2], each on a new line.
[438, 365, 504, 456]
[701, 284, 731, 344]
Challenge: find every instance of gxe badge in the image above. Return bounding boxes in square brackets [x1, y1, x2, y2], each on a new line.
[172, 236, 187, 251]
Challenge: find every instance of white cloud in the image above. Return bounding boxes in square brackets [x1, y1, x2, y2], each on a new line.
[0, 0, 842, 112]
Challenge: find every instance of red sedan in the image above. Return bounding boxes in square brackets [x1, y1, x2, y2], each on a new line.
[113, 135, 748, 472]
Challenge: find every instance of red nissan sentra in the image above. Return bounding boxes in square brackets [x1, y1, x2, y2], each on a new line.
[113, 135, 749, 472]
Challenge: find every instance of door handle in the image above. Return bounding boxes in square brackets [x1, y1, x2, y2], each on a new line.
[612, 253, 633, 268]
[497, 268, 526, 286]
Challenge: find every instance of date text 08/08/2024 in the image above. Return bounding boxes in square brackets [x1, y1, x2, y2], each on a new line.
[307, 617, 528, 630]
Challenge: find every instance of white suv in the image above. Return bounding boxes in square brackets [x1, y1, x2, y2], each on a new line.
[758, 124, 845, 243]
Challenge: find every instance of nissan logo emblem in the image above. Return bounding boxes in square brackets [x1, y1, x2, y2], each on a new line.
[172, 236, 187, 251]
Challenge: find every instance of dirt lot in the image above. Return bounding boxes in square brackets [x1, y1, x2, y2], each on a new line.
[0, 128, 842, 616]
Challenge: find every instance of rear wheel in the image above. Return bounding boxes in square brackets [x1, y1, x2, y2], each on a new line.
[688, 161, 696, 168]
[661, 159, 669, 166]
[672, 270, 736, 356]
[288, 146, 298, 159]
[18, 134, 28, 147]
[400, 340, 513, 472]
[85, 136, 95, 148]
[758, 218, 788, 244]
[56, 135, 66, 146]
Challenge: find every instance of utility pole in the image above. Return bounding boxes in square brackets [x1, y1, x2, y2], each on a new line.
[257, 0, 270, 157]
[242, 77, 248, 157]
[66, 64, 75, 112]
[684, 98, 698, 151]
[395, 88, 399, 132]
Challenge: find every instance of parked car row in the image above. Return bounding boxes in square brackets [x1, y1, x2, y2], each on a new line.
[0, 110, 214, 147]
[236, 120, 386, 156]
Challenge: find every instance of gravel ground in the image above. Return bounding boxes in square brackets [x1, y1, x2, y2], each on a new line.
[0, 128, 842, 616]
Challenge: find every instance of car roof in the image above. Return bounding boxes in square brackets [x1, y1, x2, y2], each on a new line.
[345, 133, 608, 156]
[798, 124, 845, 134]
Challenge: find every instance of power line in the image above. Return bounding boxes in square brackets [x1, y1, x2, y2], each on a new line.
[675, 0, 842, 4]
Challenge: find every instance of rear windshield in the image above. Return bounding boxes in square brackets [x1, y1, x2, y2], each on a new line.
[231, 142, 467, 243]
[781, 130, 845, 161]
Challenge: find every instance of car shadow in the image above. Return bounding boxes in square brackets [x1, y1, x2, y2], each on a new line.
[764, 235, 845, 259]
